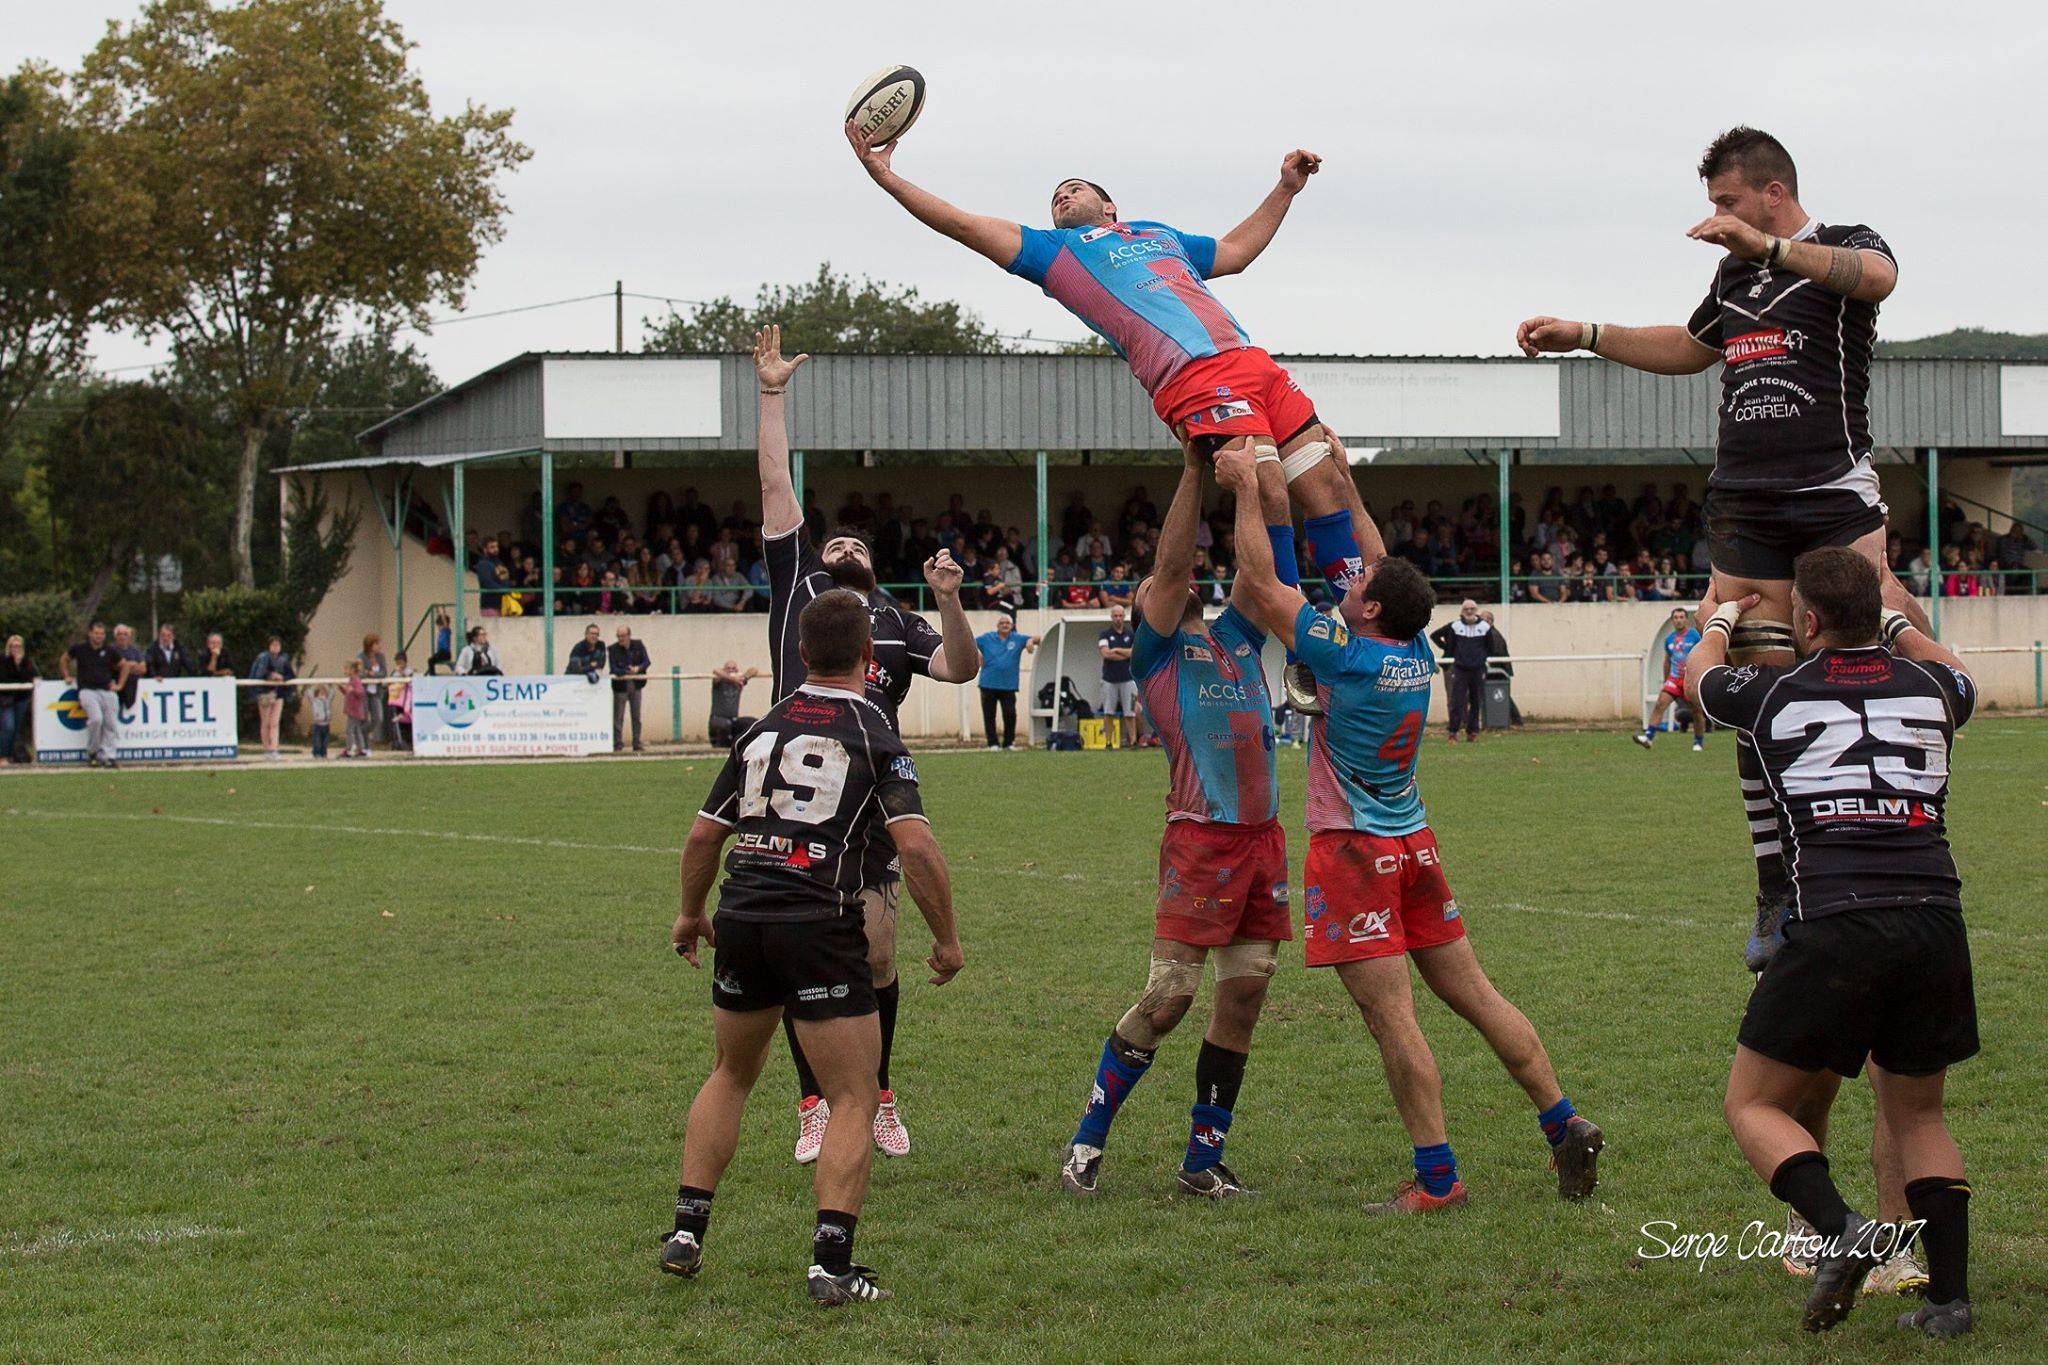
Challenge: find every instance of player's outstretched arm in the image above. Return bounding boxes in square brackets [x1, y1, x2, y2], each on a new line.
[1211, 148, 1321, 277]
[921, 551, 981, 683]
[1887, 613, 1969, 676]
[1686, 215, 1897, 304]
[672, 815, 731, 967]
[754, 326, 808, 537]
[1516, 317, 1720, 376]
[1142, 451, 1205, 637]
[888, 817, 964, 985]
[847, 122, 1022, 268]
[1216, 446, 1306, 650]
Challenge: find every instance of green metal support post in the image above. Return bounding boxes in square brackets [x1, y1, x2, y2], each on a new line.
[671, 666, 683, 742]
[1035, 450, 1049, 607]
[1496, 449, 1511, 602]
[1927, 447, 1941, 639]
[791, 450, 805, 511]
[451, 462, 466, 660]
[540, 452, 555, 673]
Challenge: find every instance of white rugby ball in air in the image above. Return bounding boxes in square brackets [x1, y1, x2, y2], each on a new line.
[845, 65, 925, 145]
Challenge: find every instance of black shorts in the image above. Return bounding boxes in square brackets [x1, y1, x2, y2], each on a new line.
[1704, 481, 1886, 582]
[709, 912, 878, 1020]
[1739, 907, 1978, 1078]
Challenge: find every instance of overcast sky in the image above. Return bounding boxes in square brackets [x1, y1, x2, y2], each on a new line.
[11, 0, 2047, 388]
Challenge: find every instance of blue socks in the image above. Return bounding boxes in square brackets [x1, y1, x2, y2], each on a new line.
[1074, 1034, 1152, 1148]
[1304, 510, 1364, 598]
[1414, 1142, 1459, 1197]
[1538, 1095, 1578, 1148]
[1185, 1103, 1232, 1172]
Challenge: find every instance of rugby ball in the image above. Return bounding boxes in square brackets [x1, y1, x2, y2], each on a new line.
[845, 65, 925, 145]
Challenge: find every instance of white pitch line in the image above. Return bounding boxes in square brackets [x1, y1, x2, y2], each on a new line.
[12, 808, 2040, 943]
[2, 1224, 240, 1259]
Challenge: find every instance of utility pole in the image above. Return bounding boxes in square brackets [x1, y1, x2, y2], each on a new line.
[615, 280, 624, 352]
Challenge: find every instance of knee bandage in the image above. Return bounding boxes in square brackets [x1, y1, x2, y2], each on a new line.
[1729, 619, 1794, 664]
[1211, 941, 1278, 982]
[1253, 444, 1281, 466]
[1116, 957, 1202, 1049]
[1280, 440, 1331, 485]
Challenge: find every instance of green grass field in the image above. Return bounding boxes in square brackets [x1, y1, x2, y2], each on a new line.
[4, 725, 2045, 1360]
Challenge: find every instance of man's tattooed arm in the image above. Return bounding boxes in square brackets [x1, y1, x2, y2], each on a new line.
[1780, 239, 1895, 302]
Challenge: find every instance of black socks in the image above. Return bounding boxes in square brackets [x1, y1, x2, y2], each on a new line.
[877, 979, 900, 1091]
[1768, 1151, 1851, 1239]
[814, 1209, 859, 1275]
[674, 1184, 713, 1239]
[1194, 1039, 1248, 1113]
[1906, 1176, 1971, 1303]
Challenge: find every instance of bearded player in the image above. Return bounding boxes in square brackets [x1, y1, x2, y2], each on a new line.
[849, 121, 1373, 711]
[1515, 125, 1929, 1294]
[1059, 441, 1287, 1200]
[753, 326, 981, 1164]
[1217, 445, 1603, 1211]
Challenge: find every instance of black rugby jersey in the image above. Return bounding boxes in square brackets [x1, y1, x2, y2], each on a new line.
[764, 523, 944, 728]
[1696, 647, 1973, 920]
[698, 683, 927, 923]
[1686, 223, 1894, 492]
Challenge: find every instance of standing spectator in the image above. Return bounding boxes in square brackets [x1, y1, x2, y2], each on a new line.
[1995, 521, 2037, 593]
[1479, 610, 1523, 728]
[249, 634, 295, 760]
[357, 633, 390, 743]
[1431, 600, 1493, 742]
[308, 684, 333, 758]
[1, 634, 36, 763]
[389, 652, 416, 750]
[567, 623, 607, 680]
[63, 622, 125, 768]
[1097, 603, 1137, 747]
[608, 625, 652, 753]
[455, 626, 501, 676]
[198, 632, 236, 679]
[147, 624, 191, 678]
[111, 625, 145, 718]
[708, 660, 762, 746]
[341, 660, 371, 757]
[427, 610, 453, 675]
[473, 537, 510, 615]
[973, 615, 1038, 750]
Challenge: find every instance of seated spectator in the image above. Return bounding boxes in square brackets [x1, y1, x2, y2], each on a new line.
[837, 491, 874, 529]
[628, 547, 662, 614]
[1101, 563, 1134, 612]
[1527, 550, 1564, 603]
[566, 561, 599, 614]
[1076, 519, 1113, 563]
[645, 490, 676, 542]
[709, 557, 750, 612]
[456, 626, 500, 675]
[1392, 527, 1432, 572]
[1996, 521, 2037, 592]
[683, 560, 715, 613]
[558, 482, 593, 539]
[745, 554, 770, 610]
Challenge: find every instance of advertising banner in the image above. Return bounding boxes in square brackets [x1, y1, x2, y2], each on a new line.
[411, 674, 612, 757]
[33, 677, 239, 763]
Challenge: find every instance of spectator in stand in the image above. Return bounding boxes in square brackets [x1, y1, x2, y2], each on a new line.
[677, 486, 718, 544]
[682, 559, 714, 613]
[1479, 610, 1522, 728]
[389, 652, 415, 750]
[1570, 558, 1608, 603]
[1100, 566, 1134, 614]
[1076, 519, 1113, 563]
[1527, 550, 1564, 604]
[249, 635, 294, 761]
[745, 552, 770, 610]
[980, 561, 1019, 619]
[645, 490, 676, 543]
[1651, 556, 1680, 601]
[456, 626, 501, 676]
[1508, 558, 1532, 603]
[609, 625, 651, 753]
[1097, 603, 1136, 747]
[707, 660, 761, 746]
[1, 635, 36, 763]
[708, 554, 750, 613]
[992, 545, 1025, 608]
[357, 633, 390, 743]
[1392, 527, 1432, 572]
[147, 624, 191, 679]
[568, 623, 607, 680]
[340, 660, 370, 757]
[628, 546, 663, 613]
[974, 615, 1037, 751]
[1996, 521, 2037, 593]
[63, 623, 125, 768]
[199, 632, 236, 679]
[836, 490, 874, 530]
[473, 537, 509, 615]
[1432, 600, 1492, 743]
[558, 481, 593, 540]
[594, 495, 631, 543]
[564, 561, 597, 614]
[1060, 489, 1093, 548]
[308, 683, 332, 758]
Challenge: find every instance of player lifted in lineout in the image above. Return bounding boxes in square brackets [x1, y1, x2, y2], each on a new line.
[1635, 606, 1706, 752]
[1216, 444, 1603, 1212]
[753, 326, 982, 1165]
[848, 121, 1373, 711]
[1060, 438, 1289, 1199]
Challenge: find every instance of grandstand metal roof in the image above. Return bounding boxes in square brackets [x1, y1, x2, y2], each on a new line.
[339, 351, 2048, 463]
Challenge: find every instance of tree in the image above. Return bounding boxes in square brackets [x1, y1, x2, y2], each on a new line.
[77, 0, 529, 588]
[0, 66, 140, 445]
[1879, 327, 2048, 359]
[283, 330, 441, 468]
[642, 263, 1009, 355]
[44, 383, 216, 623]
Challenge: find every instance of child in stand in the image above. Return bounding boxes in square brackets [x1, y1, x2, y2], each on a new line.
[342, 660, 370, 757]
[389, 652, 415, 751]
[309, 683, 332, 758]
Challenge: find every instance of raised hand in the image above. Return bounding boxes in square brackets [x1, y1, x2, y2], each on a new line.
[845, 119, 896, 179]
[923, 550, 964, 598]
[753, 324, 809, 391]
[1686, 214, 1770, 261]
[1515, 316, 1586, 357]
[1279, 148, 1323, 193]
[1212, 444, 1257, 492]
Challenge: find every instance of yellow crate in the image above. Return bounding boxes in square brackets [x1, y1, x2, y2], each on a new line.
[1078, 718, 1109, 750]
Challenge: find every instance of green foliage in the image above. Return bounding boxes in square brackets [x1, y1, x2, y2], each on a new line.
[76, 0, 530, 586]
[278, 479, 360, 624]
[642, 263, 1008, 355]
[180, 585, 303, 660]
[0, 589, 74, 662]
[1878, 327, 2048, 359]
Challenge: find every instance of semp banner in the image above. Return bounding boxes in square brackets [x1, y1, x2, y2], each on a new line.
[411, 674, 612, 757]
[34, 677, 240, 763]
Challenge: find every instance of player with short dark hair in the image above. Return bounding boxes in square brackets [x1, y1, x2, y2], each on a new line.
[1635, 607, 1706, 751]
[1059, 442, 1287, 1201]
[753, 326, 981, 1164]
[1685, 547, 1979, 1337]
[663, 590, 965, 1306]
[847, 122, 1383, 713]
[1217, 446, 1603, 1212]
